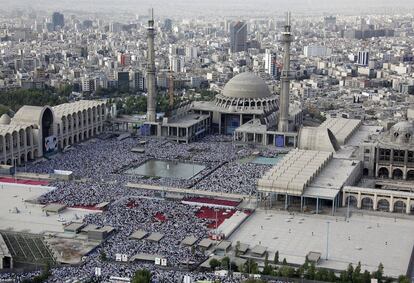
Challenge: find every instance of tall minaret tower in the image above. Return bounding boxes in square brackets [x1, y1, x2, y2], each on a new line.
[278, 12, 293, 132]
[146, 9, 157, 122]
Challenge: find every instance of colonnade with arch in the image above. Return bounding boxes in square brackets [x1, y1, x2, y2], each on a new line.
[343, 189, 412, 214]
[56, 104, 105, 150]
[376, 165, 414, 181]
[0, 126, 38, 166]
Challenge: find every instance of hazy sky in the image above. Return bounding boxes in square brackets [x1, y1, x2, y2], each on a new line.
[0, 0, 414, 16]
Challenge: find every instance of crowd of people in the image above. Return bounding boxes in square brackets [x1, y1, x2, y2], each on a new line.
[84, 197, 209, 265]
[46, 261, 247, 283]
[4, 134, 285, 282]
[28, 135, 280, 200]
[193, 162, 271, 195]
[0, 196, 249, 282]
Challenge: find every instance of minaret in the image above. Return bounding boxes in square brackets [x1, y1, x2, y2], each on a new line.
[278, 12, 293, 132]
[146, 9, 157, 122]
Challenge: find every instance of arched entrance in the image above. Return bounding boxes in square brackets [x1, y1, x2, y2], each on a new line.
[377, 199, 390, 212]
[378, 167, 389, 179]
[393, 168, 403, 180]
[363, 168, 369, 176]
[41, 108, 54, 154]
[361, 197, 374, 210]
[345, 195, 358, 207]
[394, 201, 406, 213]
[407, 170, 414, 181]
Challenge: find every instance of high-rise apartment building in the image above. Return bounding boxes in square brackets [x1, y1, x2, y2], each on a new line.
[170, 56, 185, 73]
[304, 45, 332, 57]
[357, 51, 369, 66]
[264, 49, 277, 77]
[164, 19, 172, 32]
[230, 21, 247, 53]
[52, 12, 64, 31]
[185, 46, 198, 60]
[117, 72, 130, 91]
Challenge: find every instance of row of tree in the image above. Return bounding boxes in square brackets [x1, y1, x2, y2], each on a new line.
[0, 86, 72, 115]
[210, 252, 410, 283]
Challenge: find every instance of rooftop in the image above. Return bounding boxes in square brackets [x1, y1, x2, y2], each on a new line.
[258, 149, 333, 196]
[223, 72, 271, 99]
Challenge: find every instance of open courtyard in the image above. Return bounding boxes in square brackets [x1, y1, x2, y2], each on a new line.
[0, 182, 99, 234]
[229, 209, 414, 277]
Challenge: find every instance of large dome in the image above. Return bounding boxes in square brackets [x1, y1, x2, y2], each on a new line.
[223, 72, 271, 99]
[391, 121, 414, 140]
[0, 114, 11, 125]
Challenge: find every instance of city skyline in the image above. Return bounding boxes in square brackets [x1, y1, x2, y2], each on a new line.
[0, 0, 414, 16]
[0, 1, 414, 282]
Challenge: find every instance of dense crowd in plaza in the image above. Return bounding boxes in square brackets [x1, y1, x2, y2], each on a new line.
[0, 262, 245, 283]
[0, 195, 248, 282]
[193, 162, 271, 195]
[28, 135, 281, 205]
[4, 135, 284, 282]
[84, 197, 209, 265]
[46, 261, 246, 283]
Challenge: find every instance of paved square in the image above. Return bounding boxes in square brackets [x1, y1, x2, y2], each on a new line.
[0, 182, 99, 234]
[229, 209, 414, 277]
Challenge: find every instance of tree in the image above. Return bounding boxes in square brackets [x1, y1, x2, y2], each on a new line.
[221, 256, 230, 270]
[372, 263, 384, 283]
[315, 268, 330, 281]
[362, 270, 371, 283]
[327, 270, 338, 282]
[282, 258, 287, 265]
[209, 258, 220, 270]
[99, 250, 107, 261]
[0, 104, 9, 116]
[132, 269, 151, 283]
[398, 275, 410, 283]
[302, 257, 309, 271]
[57, 83, 73, 97]
[244, 259, 259, 274]
[242, 279, 265, 283]
[305, 262, 316, 280]
[296, 266, 305, 278]
[352, 262, 362, 282]
[274, 250, 279, 264]
[264, 252, 269, 267]
[262, 263, 274, 275]
[346, 263, 354, 282]
[339, 271, 348, 282]
[0, 88, 69, 112]
[279, 266, 295, 278]
[230, 261, 238, 272]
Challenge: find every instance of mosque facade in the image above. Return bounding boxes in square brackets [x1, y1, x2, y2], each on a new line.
[361, 121, 414, 180]
[0, 100, 107, 166]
